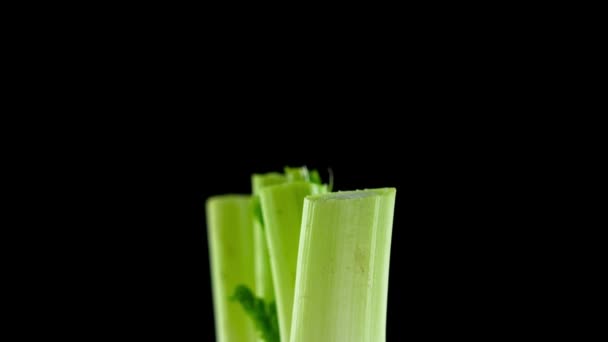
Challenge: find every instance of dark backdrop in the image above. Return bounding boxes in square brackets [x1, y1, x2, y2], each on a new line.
[23, 14, 549, 340]
[97, 131, 512, 341]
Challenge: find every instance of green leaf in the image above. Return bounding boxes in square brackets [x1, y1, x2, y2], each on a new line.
[284, 166, 309, 182]
[231, 285, 280, 342]
[309, 169, 321, 185]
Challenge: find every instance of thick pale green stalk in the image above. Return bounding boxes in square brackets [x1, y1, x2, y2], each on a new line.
[206, 195, 256, 342]
[253, 226, 273, 299]
[259, 182, 327, 342]
[290, 188, 396, 342]
[251, 173, 285, 300]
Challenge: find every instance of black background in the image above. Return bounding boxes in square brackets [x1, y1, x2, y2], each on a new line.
[86, 128, 518, 341]
[31, 24, 542, 338]
[11, 9, 568, 340]
[31, 74, 542, 339]
[31, 102, 549, 340]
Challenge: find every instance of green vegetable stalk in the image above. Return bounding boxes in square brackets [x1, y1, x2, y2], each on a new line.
[251, 172, 285, 301]
[290, 189, 396, 342]
[259, 180, 327, 342]
[206, 195, 257, 342]
[206, 167, 395, 342]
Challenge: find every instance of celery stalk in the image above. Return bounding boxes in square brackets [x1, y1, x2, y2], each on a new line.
[259, 181, 327, 342]
[206, 195, 257, 342]
[290, 188, 396, 342]
[251, 173, 285, 300]
[253, 225, 274, 299]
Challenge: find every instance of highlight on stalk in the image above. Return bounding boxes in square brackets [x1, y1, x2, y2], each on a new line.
[205, 166, 396, 342]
